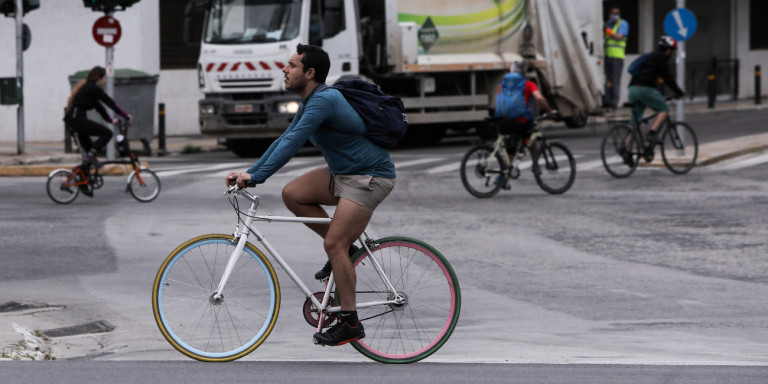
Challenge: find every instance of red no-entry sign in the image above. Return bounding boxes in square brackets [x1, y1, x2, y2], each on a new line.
[92, 16, 122, 47]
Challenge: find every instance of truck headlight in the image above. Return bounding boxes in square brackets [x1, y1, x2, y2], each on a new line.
[200, 104, 216, 115]
[278, 101, 300, 114]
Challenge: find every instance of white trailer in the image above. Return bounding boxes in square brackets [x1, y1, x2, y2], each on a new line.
[188, 0, 603, 156]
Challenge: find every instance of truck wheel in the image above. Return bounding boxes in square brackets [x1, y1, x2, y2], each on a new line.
[564, 113, 589, 129]
[226, 139, 271, 158]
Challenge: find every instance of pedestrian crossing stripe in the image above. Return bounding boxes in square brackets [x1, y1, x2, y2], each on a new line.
[151, 152, 768, 178]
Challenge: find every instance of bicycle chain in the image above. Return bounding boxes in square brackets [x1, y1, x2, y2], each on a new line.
[307, 290, 396, 323]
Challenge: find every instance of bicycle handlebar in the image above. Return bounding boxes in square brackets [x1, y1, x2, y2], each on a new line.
[225, 180, 256, 195]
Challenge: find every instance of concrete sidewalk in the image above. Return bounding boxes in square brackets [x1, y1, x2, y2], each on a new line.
[0, 98, 766, 176]
[0, 136, 224, 176]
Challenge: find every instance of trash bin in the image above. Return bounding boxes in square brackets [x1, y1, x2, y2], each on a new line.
[68, 69, 159, 154]
[0, 77, 20, 105]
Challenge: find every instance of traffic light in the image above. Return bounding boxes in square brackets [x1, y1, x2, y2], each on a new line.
[1, 0, 40, 17]
[82, 0, 140, 13]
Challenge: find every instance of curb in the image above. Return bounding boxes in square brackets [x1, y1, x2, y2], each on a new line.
[0, 163, 150, 177]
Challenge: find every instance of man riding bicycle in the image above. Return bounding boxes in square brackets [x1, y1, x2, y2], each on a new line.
[226, 44, 396, 347]
[626, 36, 684, 144]
[493, 64, 556, 187]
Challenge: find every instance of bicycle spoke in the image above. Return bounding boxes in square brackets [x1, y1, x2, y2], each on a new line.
[661, 122, 698, 175]
[349, 238, 460, 363]
[460, 145, 505, 198]
[534, 142, 576, 194]
[153, 236, 279, 361]
[601, 125, 640, 178]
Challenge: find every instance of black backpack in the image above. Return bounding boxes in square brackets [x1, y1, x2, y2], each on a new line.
[628, 52, 653, 76]
[317, 79, 408, 148]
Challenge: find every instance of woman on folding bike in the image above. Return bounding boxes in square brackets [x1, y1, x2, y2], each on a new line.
[64, 66, 132, 165]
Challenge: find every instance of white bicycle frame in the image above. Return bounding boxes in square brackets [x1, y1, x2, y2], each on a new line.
[214, 188, 404, 331]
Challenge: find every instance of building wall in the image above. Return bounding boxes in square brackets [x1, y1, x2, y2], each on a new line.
[1, 1, 763, 143]
[734, 0, 768, 99]
[611, 0, 764, 105]
[0, 1, 200, 142]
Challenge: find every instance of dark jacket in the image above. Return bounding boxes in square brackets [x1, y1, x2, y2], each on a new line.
[64, 82, 129, 123]
[629, 51, 684, 97]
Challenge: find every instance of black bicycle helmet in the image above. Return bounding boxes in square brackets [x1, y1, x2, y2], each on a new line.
[657, 35, 677, 50]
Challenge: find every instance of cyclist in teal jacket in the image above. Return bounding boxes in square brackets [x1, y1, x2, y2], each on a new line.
[226, 44, 396, 347]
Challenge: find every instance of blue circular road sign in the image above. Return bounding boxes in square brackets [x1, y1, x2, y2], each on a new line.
[664, 8, 697, 42]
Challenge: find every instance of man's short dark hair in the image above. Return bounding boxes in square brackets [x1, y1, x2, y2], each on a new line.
[296, 43, 330, 84]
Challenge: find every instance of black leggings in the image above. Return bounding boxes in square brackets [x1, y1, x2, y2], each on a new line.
[69, 119, 113, 153]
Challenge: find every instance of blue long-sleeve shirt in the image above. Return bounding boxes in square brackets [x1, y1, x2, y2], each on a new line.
[247, 85, 396, 184]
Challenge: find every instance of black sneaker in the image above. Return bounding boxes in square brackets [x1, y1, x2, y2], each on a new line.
[646, 130, 661, 144]
[76, 174, 94, 197]
[79, 184, 94, 197]
[618, 146, 634, 167]
[643, 146, 655, 163]
[314, 244, 359, 280]
[84, 151, 101, 166]
[313, 321, 365, 346]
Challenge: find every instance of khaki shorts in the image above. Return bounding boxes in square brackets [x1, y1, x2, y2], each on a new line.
[326, 168, 395, 212]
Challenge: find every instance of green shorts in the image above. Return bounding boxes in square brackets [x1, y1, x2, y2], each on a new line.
[627, 85, 669, 125]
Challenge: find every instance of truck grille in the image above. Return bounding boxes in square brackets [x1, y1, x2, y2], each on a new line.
[217, 78, 274, 89]
[223, 112, 268, 126]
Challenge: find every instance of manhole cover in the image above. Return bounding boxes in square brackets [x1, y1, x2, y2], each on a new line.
[0, 301, 49, 313]
[40, 320, 115, 338]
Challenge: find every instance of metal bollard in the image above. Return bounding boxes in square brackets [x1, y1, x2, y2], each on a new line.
[158, 103, 166, 153]
[707, 74, 716, 109]
[756, 65, 762, 105]
[64, 107, 72, 153]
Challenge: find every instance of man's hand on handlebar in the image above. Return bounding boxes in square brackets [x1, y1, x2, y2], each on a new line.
[226, 171, 256, 190]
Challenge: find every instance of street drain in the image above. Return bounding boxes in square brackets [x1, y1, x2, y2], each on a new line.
[40, 320, 115, 338]
[0, 301, 50, 313]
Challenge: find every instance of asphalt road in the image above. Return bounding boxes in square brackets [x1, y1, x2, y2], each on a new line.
[1, 109, 767, 381]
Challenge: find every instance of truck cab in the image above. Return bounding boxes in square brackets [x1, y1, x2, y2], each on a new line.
[195, 0, 359, 156]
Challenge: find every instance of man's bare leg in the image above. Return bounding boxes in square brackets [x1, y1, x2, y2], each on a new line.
[282, 167, 337, 237]
[649, 111, 668, 134]
[282, 167, 371, 310]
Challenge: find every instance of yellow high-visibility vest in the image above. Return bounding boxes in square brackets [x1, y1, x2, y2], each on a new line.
[605, 20, 627, 59]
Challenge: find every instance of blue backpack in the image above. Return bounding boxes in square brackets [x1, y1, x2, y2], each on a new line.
[494, 72, 532, 120]
[628, 52, 653, 76]
[317, 79, 408, 148]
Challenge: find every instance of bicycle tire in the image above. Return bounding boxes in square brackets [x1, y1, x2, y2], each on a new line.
[459, 144, 506, 198]
[661, 122, 698, 175]
[152, 234, 281, 362]
[533, 141, 576, 194]
[46, 169, 80, 204]
[347, 237, 461, 364]
[601, 124, 641, 178]
[128, 168, 161, 202]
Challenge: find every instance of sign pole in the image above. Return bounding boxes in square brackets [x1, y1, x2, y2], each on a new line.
[15, 0, 24, 155]
[104, 12, 116, 160]
[105, 43, 115, 160]
[675, 0, 685, 123]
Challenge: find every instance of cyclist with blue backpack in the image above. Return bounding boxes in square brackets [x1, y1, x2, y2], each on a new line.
[493, 66, 556, 181]
[226, 43, 396, 348]
[626, 36, 685, 144]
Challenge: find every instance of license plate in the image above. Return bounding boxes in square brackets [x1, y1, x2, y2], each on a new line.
[234, 104, 253, 113]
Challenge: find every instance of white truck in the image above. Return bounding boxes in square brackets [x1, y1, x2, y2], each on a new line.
[187, 0, 604, 157]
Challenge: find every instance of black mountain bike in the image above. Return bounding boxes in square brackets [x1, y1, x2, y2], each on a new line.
[601, 99, 698, 178]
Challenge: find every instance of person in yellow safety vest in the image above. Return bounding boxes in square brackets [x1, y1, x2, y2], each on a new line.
[603, 6, 629, 111]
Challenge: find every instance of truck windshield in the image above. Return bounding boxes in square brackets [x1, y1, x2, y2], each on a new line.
[204, 0, 301, 44]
